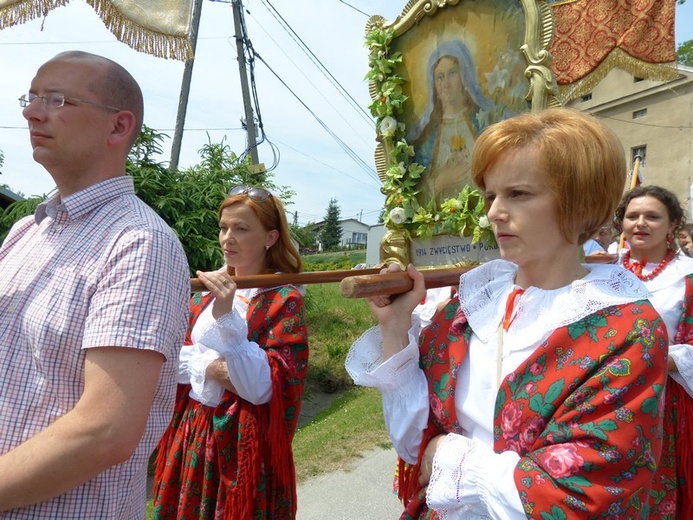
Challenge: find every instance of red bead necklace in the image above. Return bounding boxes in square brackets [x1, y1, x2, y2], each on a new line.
[622, 249, 675, 281]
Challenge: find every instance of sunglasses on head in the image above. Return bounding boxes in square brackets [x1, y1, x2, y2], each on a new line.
[228, 185, 272, 202]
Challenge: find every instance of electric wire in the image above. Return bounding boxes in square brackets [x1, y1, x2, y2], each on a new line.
[245, 8, 376, 149]
[258, 0, 375, 126]
[254, 51, 381, 183]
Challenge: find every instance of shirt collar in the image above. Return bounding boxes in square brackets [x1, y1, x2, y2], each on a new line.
[34, 176, 135, 225]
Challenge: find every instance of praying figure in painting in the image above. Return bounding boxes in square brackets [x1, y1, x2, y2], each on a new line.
[408, 40, 493, 205]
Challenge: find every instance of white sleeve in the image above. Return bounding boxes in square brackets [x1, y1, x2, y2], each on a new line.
[198, 306, 272, 405]
[427, 434, 525, 520]
[345, 320, 430, 463]
[178, 342, 227, 406]
[669, 343, 693, 397]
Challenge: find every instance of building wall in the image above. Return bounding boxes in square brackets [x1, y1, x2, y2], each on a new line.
[567, 66, 693, 217]
[312, 218, 370, 250]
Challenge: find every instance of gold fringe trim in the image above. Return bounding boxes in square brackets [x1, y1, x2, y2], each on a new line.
[0, 0, 69, 29]
[86, 0, 193, 61]
[0, 0, 192, 61]
[556, 48, 680, 104]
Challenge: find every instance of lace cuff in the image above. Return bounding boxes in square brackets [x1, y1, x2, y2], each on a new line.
[187, 348, 225, 407]
[427, 434, 524, 519]
[345, 316, 423, 391]
[426, 434, 482, 518]
[669, 343, 693, 397]
[196, 306, 248, 355]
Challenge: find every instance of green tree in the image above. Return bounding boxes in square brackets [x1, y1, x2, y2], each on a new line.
[319, 198, 343, 251]
[677, 39, 693, 67]
[128, 127, 293, 274]
[290, 223, 316, 251]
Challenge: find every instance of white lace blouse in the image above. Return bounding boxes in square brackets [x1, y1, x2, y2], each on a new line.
[178, 288, 272, 407]
[346, 259, 650, 519]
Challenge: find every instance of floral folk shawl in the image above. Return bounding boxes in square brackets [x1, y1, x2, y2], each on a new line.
[649, 273, 693, 518]
[397, 296, 668, 519]
[152, 286, 309, 519]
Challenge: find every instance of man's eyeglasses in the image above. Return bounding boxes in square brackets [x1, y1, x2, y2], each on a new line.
[228, 185, 272, 202]
[18, 92, 123, 112]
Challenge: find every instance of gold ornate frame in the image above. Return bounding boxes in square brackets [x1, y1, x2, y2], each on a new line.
[366, 0, 559, 267]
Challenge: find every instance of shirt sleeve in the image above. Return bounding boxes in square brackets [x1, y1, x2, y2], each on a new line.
[346, 319, 430, 463]
[669, 343, 693, 396]
[427, 434, 525, 519]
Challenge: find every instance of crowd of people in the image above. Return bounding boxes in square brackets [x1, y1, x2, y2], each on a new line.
[2, 51, 693, 520]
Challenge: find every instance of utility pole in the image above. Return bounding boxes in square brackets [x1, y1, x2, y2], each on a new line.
[169, 0, 204, 171]
[232, 0, 261, 169]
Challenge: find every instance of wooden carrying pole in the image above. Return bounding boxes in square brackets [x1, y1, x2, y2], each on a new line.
[339, 254, 619, 299]
[191, 255, 618, 297]
[190, 267, 382, 293]
[619, 155, 643, 251]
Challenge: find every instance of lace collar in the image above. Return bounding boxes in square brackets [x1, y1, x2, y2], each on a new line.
[459, 259, 650, 343]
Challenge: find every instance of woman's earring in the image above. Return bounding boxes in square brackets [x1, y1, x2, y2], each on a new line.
[265, 245, 270, 251]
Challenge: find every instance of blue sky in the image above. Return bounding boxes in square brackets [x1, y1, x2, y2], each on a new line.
[1, 0, 692, 226]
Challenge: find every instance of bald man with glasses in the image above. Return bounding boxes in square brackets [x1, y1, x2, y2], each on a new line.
[0, 51, 190, 518]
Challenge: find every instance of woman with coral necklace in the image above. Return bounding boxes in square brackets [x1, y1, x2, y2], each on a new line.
[614, 185, 693, 518]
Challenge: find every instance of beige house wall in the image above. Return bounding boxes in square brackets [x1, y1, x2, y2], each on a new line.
[566, 66, 693, 217]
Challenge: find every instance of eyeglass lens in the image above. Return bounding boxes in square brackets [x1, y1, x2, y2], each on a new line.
[19, 93, 64, 108]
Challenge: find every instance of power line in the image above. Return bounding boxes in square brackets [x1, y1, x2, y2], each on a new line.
[245, 9, 376, 149]
[254, 51, 380, 183]
[258, 0, 375, 127]
[271, 137, 380, 189]
[338, 0, 370, 17]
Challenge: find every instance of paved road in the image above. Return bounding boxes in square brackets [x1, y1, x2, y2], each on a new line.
[296, 447, 404, 519]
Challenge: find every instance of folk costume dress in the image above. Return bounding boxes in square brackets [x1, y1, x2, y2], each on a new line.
[346, 259, 668, 519]
[621, 251, 693, 518]
[152, 284, 309, 520]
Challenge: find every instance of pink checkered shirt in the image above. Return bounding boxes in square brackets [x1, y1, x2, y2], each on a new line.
[0, 176, 189, 519]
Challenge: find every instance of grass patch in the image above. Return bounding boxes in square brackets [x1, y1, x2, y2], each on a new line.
[293, 386, 392, 482]
[303, 250, 366, 272]
[303, 282, 375, 392]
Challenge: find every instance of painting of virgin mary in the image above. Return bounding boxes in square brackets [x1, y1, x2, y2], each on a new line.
[407, 39, 493, 205]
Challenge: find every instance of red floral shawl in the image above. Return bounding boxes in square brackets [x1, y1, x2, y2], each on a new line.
[649, 273, 693, 518]
[154, 286, 308, 519]
[397, 296, 668, 520]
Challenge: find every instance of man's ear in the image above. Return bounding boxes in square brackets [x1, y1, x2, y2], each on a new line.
[108, 111, 137, 146]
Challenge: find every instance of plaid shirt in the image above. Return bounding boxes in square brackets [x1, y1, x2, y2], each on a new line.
[0, 176, 189, 519]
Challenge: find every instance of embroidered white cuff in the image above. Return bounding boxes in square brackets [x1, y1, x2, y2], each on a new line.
[345, 317, 423, 391]
[196, 306, 249, 355]
[427, 434, 525, 519]
[669, 343, 693, 397]
[188, 348, 225, 407]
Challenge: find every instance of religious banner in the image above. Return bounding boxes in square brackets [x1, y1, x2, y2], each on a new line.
[366, 0, 555, 268]
[549, 0, 678, 102]
[0, 0, 193, 60]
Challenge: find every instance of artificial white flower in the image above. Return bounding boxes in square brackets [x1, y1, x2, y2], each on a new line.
[479, 216, 490, 228]
[379, 116, 398, 136]
[398, 161, 406, 175]
[389, 207, 407, 224]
